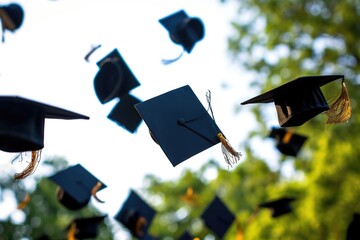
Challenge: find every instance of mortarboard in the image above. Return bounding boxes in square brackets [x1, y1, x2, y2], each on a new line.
[259, 197, 295, 218]
[135, 85, 241, 168]
[346, 213, 360, 240]
[178, 231, 194, 240]
[241, 75, 351, 127]
[159, 10, 205, 54]
[67, 215, 107, 239]
[115, 189, 156, 239]
[94, 48, 140, 104]
[269, 127, 307, 157]
[107, 94, 142, 133]
[48, 164, 107, 211]
[200, 195, 235, 239]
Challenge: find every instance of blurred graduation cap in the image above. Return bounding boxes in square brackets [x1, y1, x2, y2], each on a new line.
[67, 215, 107, 239]
[135, 85, 241, 168]
[115, 189, 156, 239]
[200, 195, 235, 239]
[179, 231, 194, 240]
[48, 164, 107, 211]
[0, 96, 89, 180]
[241, 75, 351, 127]
[107, 94, 142, 133]
[346, 213, 360, 240]
[159, 10, 204, 64]
[94, 49, 142, 133]
[259, 197, 295, 218]
[0, 3, 24, 42]
[269, 127, 307, 157]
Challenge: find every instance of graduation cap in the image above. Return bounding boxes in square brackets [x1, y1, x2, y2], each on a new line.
[0, 3, 24, 42]
[67, 215, 107, 239]
[94, 48, 140, 104]
[346, 213, 360, 240]
[135, 85, 241, 168]
[115, 189, 156, 239]
[107, 94, 142, 133]
[179, 231, 194, 240]
[269, 127, 307, 157]
[200, 195, 235, 239]
[0, 96, 89, 180]
[48, 164, 107, 211]
[259, 197, 295, 218]
[241, 75, 351, 127]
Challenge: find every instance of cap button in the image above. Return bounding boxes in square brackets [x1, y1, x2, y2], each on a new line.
[177, 118, 186, 125]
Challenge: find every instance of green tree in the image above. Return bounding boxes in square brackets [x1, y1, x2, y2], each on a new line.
[142, 0, 360, 239]
[0, 156, 114, 240]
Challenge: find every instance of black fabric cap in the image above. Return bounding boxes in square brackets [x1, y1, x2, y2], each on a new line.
[48, 164, 107, 211]
[0, 96, 89, 153]
[67, 215, 107, 239]
[159, 10, 205, 53]
[179, 231, 194, 240]
[269, 127, 307, 157]
[135, 85, 222, 167]
[0, 3, 24, 31]
[94, 49, 140, 104]
[115, 189, 156, 239]
[200, 195, 235, 239]
[241, 75, 344, 127]
[259, 197, 295, 218]
[107, 94, 142, 133]
[347, 213, 360, 240]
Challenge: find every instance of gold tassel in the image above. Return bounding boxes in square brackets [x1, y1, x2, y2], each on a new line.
[13, 150, 42, 180]
[67, 222, 77, 240]
[135, 216, 147, 237]
[181, 187, 199, 206]
[236, 221, 244, 240]
[282, 130, 293, 144]
[17, 193, 31, 210]
[325, 79, 352, 124]
[218, 133, 242, 168]
[91, 181, 105, 203]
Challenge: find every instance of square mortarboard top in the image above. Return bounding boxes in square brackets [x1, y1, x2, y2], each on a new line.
[0, 3, 24, 31]
[135, 85, 222, 167]
[94, 48, 140, 104]
[269, 127, 307, 157]
[107, 94, 142, 133]
[241, 75, 345, 127]
[48, 164, 107, 211]
[200, 195, 235, 239]
[66, 215, 107, 239]
[159, 10, 205, 53]
[347, 213, 360, 240]
[0, 96, 89, 153]
[259, 197, 296, 218]
[115, 189, 156, 239]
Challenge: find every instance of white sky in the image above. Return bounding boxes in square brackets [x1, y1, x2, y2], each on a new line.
[0, 0, 280, 238]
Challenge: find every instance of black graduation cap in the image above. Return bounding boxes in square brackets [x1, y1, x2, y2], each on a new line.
[159, 9, 205, 53]
[269, 127, 307, 157]
[107, 94, 142, 133]
[0, 96, 89, 153]
[94, 48, 140, 104]
[346, 213, 360, 240]
[179, 231, 194, 240]
[48, 164, 107, 211]
[135, 85, 241, 167]
[115, 189, 156, 239]
[259, 197, 295, 218]
[0, 3, 24, 32]
[67, 215, 107, 239]
[200, 195, 235, 239]
[241, 75, 351, 127]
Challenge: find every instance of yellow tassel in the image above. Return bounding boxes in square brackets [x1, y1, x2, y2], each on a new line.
[67, 222, 77, 240]
[217, 133, 241, 168]
[17, 194, 31, 210]
[181, 187, 199, 206]
[13, 150, 42, 181]
[91, 181, 105, 203]
[236, 221, 244, 240]
[135, 216, 147, 237]
[282, 131, 293, 144]
[325, 80, 352, 124]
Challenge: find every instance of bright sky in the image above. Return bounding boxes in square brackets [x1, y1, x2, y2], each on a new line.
[0, 0, 280, 238]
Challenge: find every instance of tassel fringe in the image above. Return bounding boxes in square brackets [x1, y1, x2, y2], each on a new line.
[67, 222, 76, 240]
[91, 181, 105, 203]
[135, 216, 147, 237]
[325, 80, 352, 124]
[13, 150, 42, 180]
[218, 133, 242, 168]
[17, 193, 31, 210]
